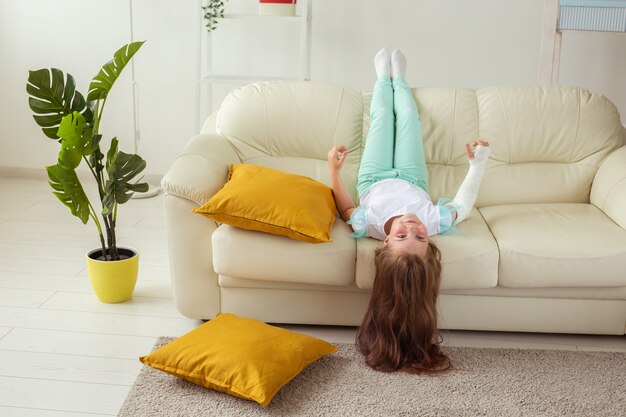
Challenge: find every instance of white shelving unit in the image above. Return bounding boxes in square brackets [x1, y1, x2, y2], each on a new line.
[196, 0, 313, 131]
[538, 0, 626, 84]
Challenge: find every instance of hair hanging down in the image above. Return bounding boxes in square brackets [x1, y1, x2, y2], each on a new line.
[356, 241, 451, 375]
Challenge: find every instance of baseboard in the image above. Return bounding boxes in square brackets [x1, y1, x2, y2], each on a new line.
[0, 166, 162, 185]
[0, 166, 48, 179]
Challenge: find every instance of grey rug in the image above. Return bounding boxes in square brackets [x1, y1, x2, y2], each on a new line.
[118, 337, 626, 417]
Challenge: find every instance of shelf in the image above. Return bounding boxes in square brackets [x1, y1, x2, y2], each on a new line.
[196, 0, 312, 129]
[200, 75, 306, 83]
[219, 13, 306, 22]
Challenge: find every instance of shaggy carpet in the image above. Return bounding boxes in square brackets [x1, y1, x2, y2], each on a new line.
[118, 337, 626, 416]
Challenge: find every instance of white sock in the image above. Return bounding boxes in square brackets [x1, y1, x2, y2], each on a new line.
[451, 146, 491, 224]
[375, 48, 390, 78]
[391, 49, 406, 79]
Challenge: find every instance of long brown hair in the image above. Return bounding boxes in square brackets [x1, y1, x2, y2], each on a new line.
[356, 241, 451, 375]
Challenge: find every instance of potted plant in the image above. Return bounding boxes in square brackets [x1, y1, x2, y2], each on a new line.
[26, 41, 148, 303]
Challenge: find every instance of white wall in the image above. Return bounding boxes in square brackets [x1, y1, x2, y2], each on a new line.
[0, 0, 136, 174]
[129, 0, 200, 177]
[311, 0, 626, 115]
[1, 0, 625, 177]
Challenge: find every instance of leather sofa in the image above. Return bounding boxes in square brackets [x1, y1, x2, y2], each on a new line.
[161, 81, 626, 335]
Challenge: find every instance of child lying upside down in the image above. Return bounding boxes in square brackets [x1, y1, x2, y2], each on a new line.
[327, 48, 491, 374]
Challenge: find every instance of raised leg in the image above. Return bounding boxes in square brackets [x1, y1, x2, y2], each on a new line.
[356, 49, 395, 198]
[392, 75, 428, 192]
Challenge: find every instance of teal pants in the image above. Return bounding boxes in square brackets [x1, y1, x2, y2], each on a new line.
[356, 76, 428, 198]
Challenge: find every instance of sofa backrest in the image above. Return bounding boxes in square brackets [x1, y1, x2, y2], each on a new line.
[475, 86, 624, 206]
[216, 81, 625, 206]
[216, 81, 364, 203]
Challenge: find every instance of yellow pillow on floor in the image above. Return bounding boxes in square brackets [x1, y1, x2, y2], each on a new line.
[139, 313, 338, 407]
[193, 163, 337, 243]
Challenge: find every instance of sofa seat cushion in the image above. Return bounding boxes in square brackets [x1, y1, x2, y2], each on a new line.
[480, 203, 626, 288]
[212, 220, 356, 286]
[355, 208, 499, 290]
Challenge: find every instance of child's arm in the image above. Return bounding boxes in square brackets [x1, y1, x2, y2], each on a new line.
[327, 145, 355, 222]
[450, 139, 491, 224]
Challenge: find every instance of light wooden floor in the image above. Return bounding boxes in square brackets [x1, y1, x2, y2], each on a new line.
[0, 175, 624, 416]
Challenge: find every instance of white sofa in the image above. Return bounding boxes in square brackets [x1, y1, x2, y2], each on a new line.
[162, 81, 626, 335]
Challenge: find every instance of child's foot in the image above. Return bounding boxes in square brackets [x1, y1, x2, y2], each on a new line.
[374, 47, 390, 78]
[391, 49, 406, 79]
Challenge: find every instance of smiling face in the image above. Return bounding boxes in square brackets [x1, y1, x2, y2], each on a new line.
[384, 213, 430, 257]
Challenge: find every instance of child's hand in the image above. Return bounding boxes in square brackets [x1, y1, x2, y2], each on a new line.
[465, 139, 490, 165]
[327, 145, 348, 173]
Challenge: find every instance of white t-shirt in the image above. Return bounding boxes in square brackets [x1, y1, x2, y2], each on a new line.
[356, 179, 441, 241]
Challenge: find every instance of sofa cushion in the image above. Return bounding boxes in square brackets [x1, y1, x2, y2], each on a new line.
[480, 203, 626, 288]
[217, 82, 363, 163]
[355, 208, 499, 290]
[475, 86, 624, 207]
[194, 164, 336, 243]
[212, 220, 356, 286]
[139, 313, 337, 407]
[216, 82, 364, 204]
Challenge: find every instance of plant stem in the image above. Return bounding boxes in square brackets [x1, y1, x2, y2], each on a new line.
[102, 214, 114, 261]
[92, 100, 107, 194]
[111, 203, 118, 259]
[92, 103, 111, 261]
[109, 214, 119, 260]
[94, 97, 107, 135]
[88, 204, 108, 261]
[98, 233, 107, 261]
[83, 156, 105, 197]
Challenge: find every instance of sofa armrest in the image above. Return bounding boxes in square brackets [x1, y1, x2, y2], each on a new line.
[591, 146, 626, 229]
[161, 133, 240, 320]
[164, 195, 220, 319]
[161, 133, 241, 206]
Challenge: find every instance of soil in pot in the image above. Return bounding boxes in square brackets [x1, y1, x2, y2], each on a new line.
[88, 247, 136, 261]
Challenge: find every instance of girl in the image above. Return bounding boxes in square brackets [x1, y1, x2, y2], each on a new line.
[327, 48, 491, 374]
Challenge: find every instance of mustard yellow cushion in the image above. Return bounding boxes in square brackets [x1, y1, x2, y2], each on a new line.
[193, 164, 337, 243]
[139, 313, 338, 407]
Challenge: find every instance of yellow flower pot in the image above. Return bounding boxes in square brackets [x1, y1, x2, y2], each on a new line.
[86, 247, 139, 303]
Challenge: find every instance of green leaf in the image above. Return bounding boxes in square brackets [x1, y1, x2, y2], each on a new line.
[105, 139, 148, 206]
[26, 68, 93, 139]
[56, 112, 95, 170]
[46, 163, 91, 224]
[88, 41, 145, 102]
[105, 137, 119, 173]
[58, 147, 82, 170]
[57, 112, 94, 153]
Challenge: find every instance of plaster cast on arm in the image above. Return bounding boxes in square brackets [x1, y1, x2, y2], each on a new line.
[451, 145, 491, 224]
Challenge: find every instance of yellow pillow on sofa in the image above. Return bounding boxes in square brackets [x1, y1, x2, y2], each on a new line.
[139, 313, 338, 407]
[193, 163, 337, 243]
